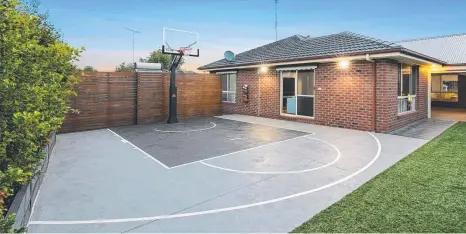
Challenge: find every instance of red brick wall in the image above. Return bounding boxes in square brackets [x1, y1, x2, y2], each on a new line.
[375, 61, 398, 132]
[375, 60, 428, 132]
[223, 69, 261, 116]
[258, 70, 281, 118]
[221, 60, 427, 132]
[314, 61, 374, 131]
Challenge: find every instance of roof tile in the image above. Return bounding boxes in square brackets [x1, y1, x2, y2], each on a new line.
[199, 31, 401, 70]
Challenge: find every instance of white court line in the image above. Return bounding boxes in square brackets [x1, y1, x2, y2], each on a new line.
[154, 122, 216, 133]
[200, 136, 341, 174]
[215, 116, 314, 134]
[29, 132, 381, 225]
[229, 138, 242, 141]
[107, 129, 170, 169]
[168, 133, 315, 169]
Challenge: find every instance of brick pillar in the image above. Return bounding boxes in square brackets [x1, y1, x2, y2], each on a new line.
[375, 60, 399, 132]
[259, 70, 280, 118]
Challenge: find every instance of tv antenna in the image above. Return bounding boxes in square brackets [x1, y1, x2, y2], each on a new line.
[275, 0, 278, 41]
[124, 27, 141, 64]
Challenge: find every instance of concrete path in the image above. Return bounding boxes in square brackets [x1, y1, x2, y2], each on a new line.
[432, 106, 466, 122]
[389, 118, 456, 140]
[28, 115, 438, 233]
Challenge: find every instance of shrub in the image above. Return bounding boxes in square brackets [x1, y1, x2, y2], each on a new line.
[0, 0, 82, 231]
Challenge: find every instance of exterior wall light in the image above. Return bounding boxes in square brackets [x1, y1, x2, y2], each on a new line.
[338, 59, 350, 69]
[259, 66, 268, 74]
[431, 64, 441, 72]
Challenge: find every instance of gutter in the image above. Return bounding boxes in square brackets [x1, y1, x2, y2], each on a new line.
[446, 63, 466, 66]
[200, 49, 445, 71]
[399, 48, 446, 65]
[434, 65, 466, 73]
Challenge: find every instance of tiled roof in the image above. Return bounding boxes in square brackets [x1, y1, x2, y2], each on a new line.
[199, 32, 402, 70]
[397, 33, 466, 65]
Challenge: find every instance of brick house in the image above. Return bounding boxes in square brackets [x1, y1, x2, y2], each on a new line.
[198, 32, 456, 132]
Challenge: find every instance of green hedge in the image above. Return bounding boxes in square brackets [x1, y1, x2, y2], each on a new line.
[0, 0, 82, 232]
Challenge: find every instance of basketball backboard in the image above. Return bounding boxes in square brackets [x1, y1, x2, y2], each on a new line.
[162, 28, 199, 57]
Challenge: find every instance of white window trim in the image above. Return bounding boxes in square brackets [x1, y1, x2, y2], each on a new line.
[216, 70, 237, 75]
[279, 69, 315, 118]
[276, 65, 317, 71]
[222, 91, 236, 103]
[221, 73, 236, 103]
[398, 64, 417, 114]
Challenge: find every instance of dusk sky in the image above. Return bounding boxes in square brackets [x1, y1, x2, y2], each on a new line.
[40, 0, 466, 71]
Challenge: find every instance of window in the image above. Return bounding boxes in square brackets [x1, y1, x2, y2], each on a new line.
[431, 74, 459, 103]
[398, 64, 418, 113]
[280, 70, 315, 117]
[221, 73, 236, 102]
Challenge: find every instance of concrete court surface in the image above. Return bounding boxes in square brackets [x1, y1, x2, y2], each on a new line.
[27, 115, 440, 233]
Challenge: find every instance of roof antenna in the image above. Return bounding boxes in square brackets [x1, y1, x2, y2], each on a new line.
[275, 0, 278, 41]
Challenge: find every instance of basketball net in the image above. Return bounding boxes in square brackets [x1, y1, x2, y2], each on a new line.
[179, 47, 192, 56]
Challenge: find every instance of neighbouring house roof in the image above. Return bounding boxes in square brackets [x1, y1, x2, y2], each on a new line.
[198, 31, 444, 70]
[397, 33, 466, 65]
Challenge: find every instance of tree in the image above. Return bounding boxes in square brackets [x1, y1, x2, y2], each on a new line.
[140, 49, 184, 70]
[114, 62, 134, 72]
[83, 66, 97, 72]
[0, 0, 81, 231]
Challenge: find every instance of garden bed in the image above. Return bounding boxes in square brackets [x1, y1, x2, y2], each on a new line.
[4, 133, 56, 230]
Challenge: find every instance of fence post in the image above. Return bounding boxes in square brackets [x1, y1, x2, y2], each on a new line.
[106, 72, 110, 127]
[134, 72, 139, 125]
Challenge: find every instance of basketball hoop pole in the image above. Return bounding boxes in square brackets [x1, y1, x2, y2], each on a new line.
[167, 53, 184, 124]
[162, 27, 200, 124]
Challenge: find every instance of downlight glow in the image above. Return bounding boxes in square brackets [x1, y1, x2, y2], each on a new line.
[338, 59, 350, 69]
[259, 66, 269, 74]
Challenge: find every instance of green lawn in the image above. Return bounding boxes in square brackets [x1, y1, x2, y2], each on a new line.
[293, 122, 466, 233]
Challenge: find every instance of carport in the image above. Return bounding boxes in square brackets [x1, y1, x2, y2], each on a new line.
[430, 73, 466, 122]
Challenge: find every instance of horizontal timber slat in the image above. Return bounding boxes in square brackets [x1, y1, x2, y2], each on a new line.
[60, 72, 221, 132]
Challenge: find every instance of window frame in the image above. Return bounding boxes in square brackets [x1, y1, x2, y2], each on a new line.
[398, 64, 418, 113]
[279, 69, 315, 118]
[432, 74, 459, 93]
[431, 74, 459, 103]
[221, 73, 236, 103]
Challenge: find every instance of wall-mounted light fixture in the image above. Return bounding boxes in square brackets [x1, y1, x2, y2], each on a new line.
[338, 58, 350, 70]
[431, 64, 442, 72]
[259, 66, 268, 74]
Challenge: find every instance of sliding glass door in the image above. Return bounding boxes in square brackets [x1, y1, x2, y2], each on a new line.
[297, 70, 315, 117]
[280, 70, 315, 117]
[281, 71, 296, 115]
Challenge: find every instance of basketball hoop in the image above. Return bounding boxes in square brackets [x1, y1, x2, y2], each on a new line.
[161, 28, 200, 124]
[178, 47, 192, 56]
[161, 28, 199, 57]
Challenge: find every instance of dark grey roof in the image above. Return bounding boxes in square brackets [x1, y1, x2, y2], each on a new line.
[396, 33, 466, 64]
[199, 32, 402, 70]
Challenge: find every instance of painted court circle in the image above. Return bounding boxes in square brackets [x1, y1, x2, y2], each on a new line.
[29, 132, 381, 225]
[200, 136, 342, 174]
